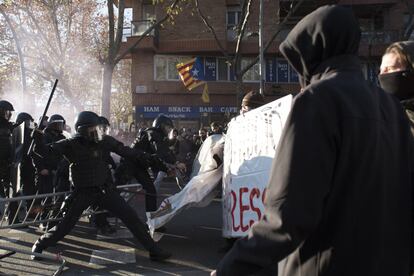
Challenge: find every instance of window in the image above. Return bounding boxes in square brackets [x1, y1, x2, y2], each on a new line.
[122, 8, 133, 41]
[155, 56, 167, 80]
[142, 4, 156, 21]
[241, 58, 260, 82]
[154, 55, 187, 81]
[227, 6, 242, 41]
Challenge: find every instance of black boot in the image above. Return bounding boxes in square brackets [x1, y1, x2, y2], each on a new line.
[149, 246, 171, 262]
[31, 242, 44, 261]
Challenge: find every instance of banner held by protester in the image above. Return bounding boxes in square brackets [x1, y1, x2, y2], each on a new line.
[222, 95, 292, 238]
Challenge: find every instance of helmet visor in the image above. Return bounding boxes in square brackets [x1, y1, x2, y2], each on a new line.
[88, 125, 104, 142]
[1, 110, 13, 121]
[100, 124, 110, 136]
[48, 120, 66, 132]
[78, 125, 104, 142]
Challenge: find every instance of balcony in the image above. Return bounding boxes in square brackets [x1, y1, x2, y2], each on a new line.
[360, 30, 400, 44]
[121, 20, 158, 53]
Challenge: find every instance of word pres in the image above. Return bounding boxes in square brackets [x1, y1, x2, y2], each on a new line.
[227, 186, 267, 233]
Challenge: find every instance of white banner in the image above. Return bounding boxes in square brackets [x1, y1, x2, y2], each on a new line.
[147, 134, 225, 237]
[222, 95, 293, 238]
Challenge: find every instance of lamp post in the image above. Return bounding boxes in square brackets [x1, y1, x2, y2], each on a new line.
[259, 0, 264, 95]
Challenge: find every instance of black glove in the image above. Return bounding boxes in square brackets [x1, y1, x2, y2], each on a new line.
[149, 154, 168, 172]
[31, 129, 44, 143]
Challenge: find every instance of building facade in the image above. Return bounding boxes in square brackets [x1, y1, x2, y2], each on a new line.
[121, 0, 410, 131]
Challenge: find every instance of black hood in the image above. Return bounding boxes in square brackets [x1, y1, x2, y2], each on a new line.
[279, 5, 361, 87]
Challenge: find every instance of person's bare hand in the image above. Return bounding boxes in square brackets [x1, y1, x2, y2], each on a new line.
[210, 270, 217, 276]
[40, 169, 49, 176]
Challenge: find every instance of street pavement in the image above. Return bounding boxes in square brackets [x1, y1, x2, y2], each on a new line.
[0, 179, 226, 275]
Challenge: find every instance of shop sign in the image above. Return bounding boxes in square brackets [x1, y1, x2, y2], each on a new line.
[136, 105, 238, 119]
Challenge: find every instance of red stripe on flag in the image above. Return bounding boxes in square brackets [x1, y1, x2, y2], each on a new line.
[185, 79, 196, 88]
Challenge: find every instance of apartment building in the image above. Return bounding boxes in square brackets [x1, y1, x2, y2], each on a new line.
[120, 0, 410, 130]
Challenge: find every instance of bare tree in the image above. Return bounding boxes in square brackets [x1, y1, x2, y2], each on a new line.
[7, 0, 102, 113]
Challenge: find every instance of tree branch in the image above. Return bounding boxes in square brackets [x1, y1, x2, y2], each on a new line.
[113, 0, 125, 61]
[194, 0, 229, 59]
[239, 0, 306, 77]
[234, 0, 252, 78]
[107, 0, 115, 60]
[114, 0, 181, 64]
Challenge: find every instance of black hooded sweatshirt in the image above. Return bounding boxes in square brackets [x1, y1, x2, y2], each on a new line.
[217, 5, 414, 276]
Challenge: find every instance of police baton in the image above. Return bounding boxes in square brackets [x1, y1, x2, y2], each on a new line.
[27, 79, 58, 156]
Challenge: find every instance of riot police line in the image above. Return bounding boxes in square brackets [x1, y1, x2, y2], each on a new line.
[0, 96, 189, 269]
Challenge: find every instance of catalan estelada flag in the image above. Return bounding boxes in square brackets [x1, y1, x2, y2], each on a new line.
[176, 57, 205, 91]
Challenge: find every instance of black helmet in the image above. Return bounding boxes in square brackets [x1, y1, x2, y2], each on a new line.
[74, 111, 103, 143]
[16, 112, 34, 125]
[49, 114, 65, 124]
[98, 116, 110, 126]
[152, 114, 173, 136]
[47, 114, 66, 132]
[0, 100, 14, 111]
[152, 114, 173, 129]
[0, 100, 14, 121]
[74, 111, 99, 131]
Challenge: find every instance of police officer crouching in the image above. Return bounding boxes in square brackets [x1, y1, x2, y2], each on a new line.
[31, 111, 171, 261]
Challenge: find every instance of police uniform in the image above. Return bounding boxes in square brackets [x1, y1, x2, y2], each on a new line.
[0, 117, 19, 223]
[115, 126, 172, 212]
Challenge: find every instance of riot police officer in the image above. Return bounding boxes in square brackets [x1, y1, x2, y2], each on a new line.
[31, 111, 171, 261]
[15, 112, 37, 207]
[90, 116, 117, 235]
[32, 114, 69, 230]
[0, 100, 19, 224]
[47, 114, 70, 193]
[115, 114, 186, 213]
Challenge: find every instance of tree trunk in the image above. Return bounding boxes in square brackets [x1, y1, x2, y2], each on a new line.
[101, 63, 114, 119]
[0, 7, 30, 111]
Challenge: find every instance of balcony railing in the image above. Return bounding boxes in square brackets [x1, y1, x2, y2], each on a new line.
[360, 30, 400, 44]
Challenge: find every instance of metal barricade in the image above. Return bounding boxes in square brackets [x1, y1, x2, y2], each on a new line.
[0, 183, 142, 276]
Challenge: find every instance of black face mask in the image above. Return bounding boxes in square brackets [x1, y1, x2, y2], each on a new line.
[378, 70, 414, 101]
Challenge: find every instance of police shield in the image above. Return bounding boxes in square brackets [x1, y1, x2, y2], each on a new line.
[11, 123, 25, 194]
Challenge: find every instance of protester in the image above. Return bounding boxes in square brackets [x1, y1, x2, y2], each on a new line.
[214, 5, 414, 276]
[240, 90, 265, 115]
[218, 90, 267, 254]
[31, 111, 171, 261]
[209, 121, 222, 135]
[379, 41, 414, 133]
